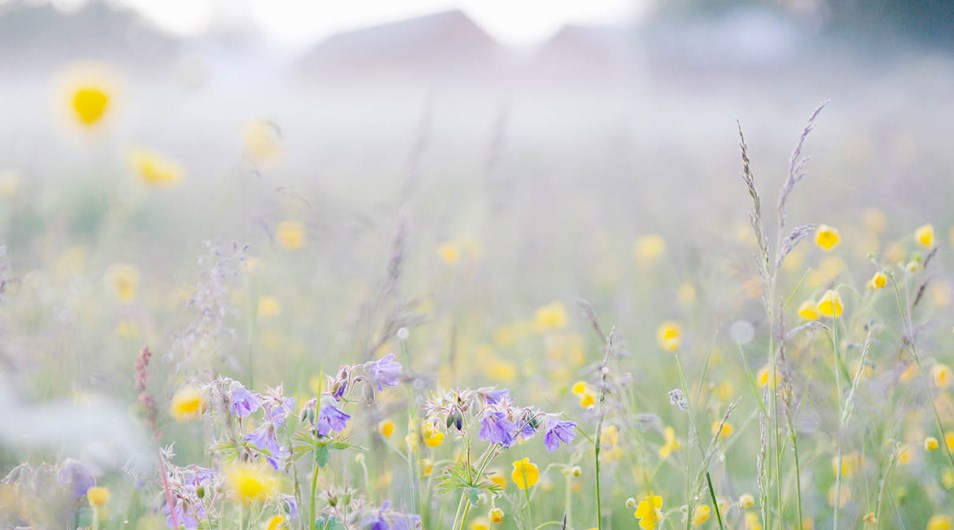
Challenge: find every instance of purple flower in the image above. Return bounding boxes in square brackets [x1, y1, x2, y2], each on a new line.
[317, 399, 351, 437]
[265, 396, 296, 427]
[230, 383, 262, 418]
[478, 411, 517, 448]
[165, 500, 201, 530]
[57, 459, 95, 499]
[391, 514, 422, 530]
[517, 419, 537, 441]
[483, 388, 510, 405]
[366, 353, 402, 391]
[245, 423, 290, 470]
[543, 419, 577, 452]
[281, 495, 298, 518]
[361, 516, 389, 530]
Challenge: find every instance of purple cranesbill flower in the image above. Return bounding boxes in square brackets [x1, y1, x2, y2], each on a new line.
[281, 494, 298, 518]
[543, 419, 577, 452]
[230, 383, 262, 418]
[317, 399, 351, 437]
[517, 419, 537, 441]
[164, 500, 201, 530]
[245, 423, 290, 470]
[265, 396, 296, 427]
[483, 388, 510, 405]
[57, 459, 95, 499]
[391, 514, 422, 530]
[366, 353, 403, 391]
[478, 410, 517, 448]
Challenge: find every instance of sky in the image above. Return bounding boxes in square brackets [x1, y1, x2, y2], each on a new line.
[108, 0, 641, 50]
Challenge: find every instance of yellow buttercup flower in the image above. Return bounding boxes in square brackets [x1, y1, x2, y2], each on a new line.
[926, 437, 939, 451]
[422, 424, 445, 448]
[130, 147, 183, 187]
[511, 458, 539, 489]
[106, 263, 139, 302]
[437, 242, 461, 265]
[489, 508, 504, 524]
[896, 444, 913, 466]
[571, 381, 588, 395]
[756, 365, 776, 389]
[739, 493, 755, 509]
[634, 235, 667, 266]
[863, 512, 877, 525]
[72, 85, 110, 126]
[816, 290, 843, 318]
[276, 221, 305, 250]
[535, 302, 568, 330]
[933, 364, 953, 388]
[87, 486, 110, 507]
[797, 300, 819, 320]
[225, 462, 277, 504]
[634, 495, 663, 530]
[832, 452, 862, 478]
[243, 119, 282, 163]
[258, 296, 282, 319]
[692, 505, 710, 526]
[946, 432, 954, 453]
[170, 385, 204, 421]
[928, 515, 953, 530]
[814, 225, 841, 251]
[656, 321, 682, 351]
[712, 421, 734, 439]
[266, 515, 285, 530]
[744, 512, 762, 530]
[658, 427, 681, 459]
[378, 419, 395, 438]
[916, 224, 936, 248]
[470, 519, 489, 530]
[868, 272, 888, 289]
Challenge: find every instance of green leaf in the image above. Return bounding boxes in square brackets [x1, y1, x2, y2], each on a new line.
[315, 444, 330, 468]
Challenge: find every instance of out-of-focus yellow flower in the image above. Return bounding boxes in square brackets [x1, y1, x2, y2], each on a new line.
[243, 119, 282, 163]
[486, 358, 516, 382]
[797, 300, 819, 320]
[511, 458, 539, 489]
[739, 493, 755, 509]
[437, 242, 461, 265]
[225, 462, 277, 504]
[489, 508, 504, 524]
[116, 320, 140, 340]
[470, 519, 489, 530]
[868, 272, 888, 290]
[266, 515, 285, 530]
[916, 224, 936, 248]
[634, 495, 663, 530]
[0, 171, 20, 200]
[933, 364, 953, 388]
[944, 470, 954, 490]
[634, 235, 667, 266]
[130, 147, 183, 187]
[170, 385, 204, 421]
[658, 427, 681, 459]
[744, 512, 762, 530]
[87, 486, 109, 507]
[832, 452, 862, 478]
[863, 208, 887, 234]
[863, 512, 877, 525]
[757, 365, 776, 389]
[926, 437, 939, 451]
[816, 290, 843, 318]
[657, 321, 682, 351]
[535, 302, 568, 330]
[276, 221, 305, 250]
[692, 505, 710, 526]
[814, 225, 841, 251]
[899, 362, 918, 384]
[378, 419, 395, 438]
[69, 81, 111, 127]
[258, 296, 282, 319]
[928, 515, 953, 530]
[421, 459, 434, 476]
[422, 424, 445, 448]
[896, 444, 913, 466]
[712, 421, 734, 439]
[489, 471, 506, 489]
[944, 432, 954, 453]
[106, 263, 139, 302]
[572, 381, 596, 408]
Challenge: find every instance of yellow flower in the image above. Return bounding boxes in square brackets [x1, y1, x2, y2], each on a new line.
[868, 272, 888, 290]
[422, 424, 445, 448]
[945, 432, 954, 453]
[470, 519, 490, 530]
[926, 437, 939, 451]
[437, 242, 461, 265]
[578, 390, 596, 409]
[266, 515, 285, 530]
[756, 365, 776, 389]
[511, 458, 539, 489]
[87, 486, 110, 507]
[489, 508, 504, 524]
[712, 421, 734, 439]
[276, 221, 305, 250]
[489, 472, 507, 489]
[797, 300, 820, 320]
[106, 263, 139, 302]
[486, 359, 516, 382]
[225, 462, 277, 504]
[816, 289, 844, 318]
[257, 296, 282, 319]
[634, 235, 667, 266]
[928, 515, 953, 530]
[896, 444, 912, 465]
[933, 364, 952, 388]
[744, 512, 762, 530]
[535, 302, 568, 330]
[571, 381, 588, 395]
[814, 224, 841, 251]
[863, 512, 877, 525]
[243, 119, 282, 163]
[130, 147, 184, 187]
[658, 427, 681, 459]
[421, 459, 434, 476]
[0, 171, 20, 200]
[739, 493, 755, 509]
[945, 470, 954, 490]
[71, 85, 110, 127]
[832, 452, 862, 478]
[656, 321, 682, 351]
[916, 224, 936, 248]
[378, 419, 395, 439]
[170, 385, 204, 421]
[692, 505, 710, 526]
[634, 495, 663, 530]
